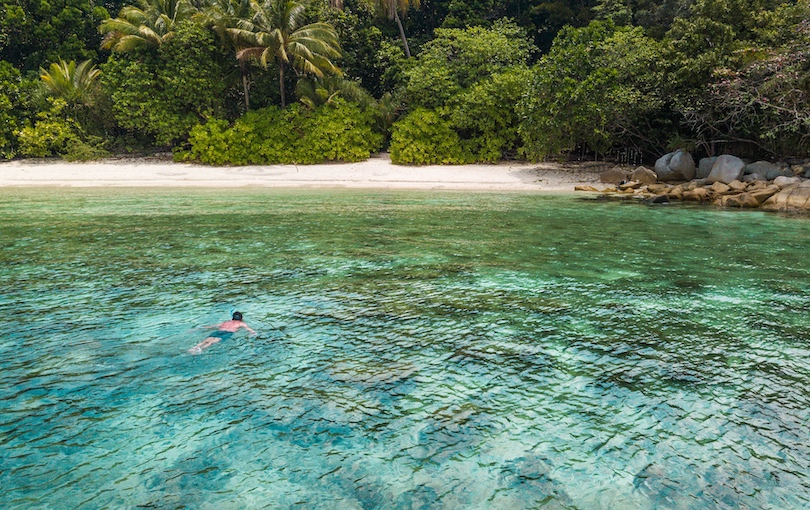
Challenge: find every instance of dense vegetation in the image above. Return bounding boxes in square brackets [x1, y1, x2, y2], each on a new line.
[1, 0, 808, 164]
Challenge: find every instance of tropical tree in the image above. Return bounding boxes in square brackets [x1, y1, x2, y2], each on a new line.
[295, 75, 373, 109]
[0, 0, 108, 72]
[194, 0, 254, 109]
[367, 0, 420, 58]
[99, 0, 196, 52]
[229, 0, 342, 108]
[39, 59, 101, 108]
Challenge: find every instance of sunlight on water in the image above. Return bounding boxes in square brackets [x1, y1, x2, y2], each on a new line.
[1, 188, 809, 508]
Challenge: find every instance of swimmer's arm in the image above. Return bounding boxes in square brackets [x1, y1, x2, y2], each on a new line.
[242, 324, 257, 335]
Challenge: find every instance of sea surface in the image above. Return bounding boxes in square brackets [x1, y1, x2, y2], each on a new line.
[1, 188, 808, 509]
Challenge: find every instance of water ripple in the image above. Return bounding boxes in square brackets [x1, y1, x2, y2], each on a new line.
[1, 189, 809, 508]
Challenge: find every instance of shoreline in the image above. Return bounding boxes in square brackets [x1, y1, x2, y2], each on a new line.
[0, 154, 604, 191]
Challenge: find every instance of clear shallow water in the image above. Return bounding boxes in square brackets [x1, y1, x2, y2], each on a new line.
[1, 188, 809, 509]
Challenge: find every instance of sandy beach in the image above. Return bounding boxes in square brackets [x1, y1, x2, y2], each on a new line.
[0, 154, 604, 191]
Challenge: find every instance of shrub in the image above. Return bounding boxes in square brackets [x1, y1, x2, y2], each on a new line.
[518, 21, 664, 160]
[101, 21, 231, 148]
[186, 99, 382, 165]
[447, 67, 531, 162]
[17, 98, 109, 160]
[0, 61, 25, 158]
[389, 108, 474, 165]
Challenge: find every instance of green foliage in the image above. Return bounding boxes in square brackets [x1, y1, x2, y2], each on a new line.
[229, 0, 342, 108]
[17, 98, 109, 160]
[679, 1, 810, 158]
[388, 20, 536, 164]
[326, 1, 391, 96]
[442, 0, 497, 28]
[100, 0, 196, 52]
[0, 61, 24, 158]
[404, 19, 533, 109]
[448, 67, 531, 162]
[296, 76, 374, 109]
[186, 99, 383, 164]
[101, 21, 230, 147]
[0, 0, 108, 72]
[39, 59, 101, 107]
[519, 20, 664, 160]
[389, 108, 473, 164]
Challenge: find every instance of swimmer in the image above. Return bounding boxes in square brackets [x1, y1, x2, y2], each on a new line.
[188, 311, 256, 354]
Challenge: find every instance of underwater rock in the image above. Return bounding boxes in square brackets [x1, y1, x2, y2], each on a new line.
[499, 456, 573, 507]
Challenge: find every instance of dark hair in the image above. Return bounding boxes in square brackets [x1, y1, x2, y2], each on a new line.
[232, 311, 243, 321]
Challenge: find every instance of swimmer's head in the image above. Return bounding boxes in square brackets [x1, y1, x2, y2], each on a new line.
[232, 311, 243, 321]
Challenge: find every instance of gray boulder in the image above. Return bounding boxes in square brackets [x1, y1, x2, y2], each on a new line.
[698, 157, 718, 179]
[631, 166, 657, 185]
[774, 176, 802, 187]
[765, 167, 786, 180]
[655, 149, 696, 181]
[654, 153, 674, 180]
[743, 173, 765, 183]
[706, 155, 746, 184]
[745, 161, 779, 176]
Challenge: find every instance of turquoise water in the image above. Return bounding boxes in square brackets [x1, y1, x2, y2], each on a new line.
[1, 188, 809, 509]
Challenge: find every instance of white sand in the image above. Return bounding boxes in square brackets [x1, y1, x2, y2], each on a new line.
[0, 154, 605, 191]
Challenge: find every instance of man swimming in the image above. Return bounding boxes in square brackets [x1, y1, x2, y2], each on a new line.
[188, 311, 256, 354]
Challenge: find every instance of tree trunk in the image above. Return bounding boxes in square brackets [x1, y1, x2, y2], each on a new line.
[279, 64, 286, 108]
[394, 10, 411, 58]
[242, 72, 250, 112]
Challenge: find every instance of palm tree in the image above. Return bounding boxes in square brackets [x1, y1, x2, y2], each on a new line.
[40, 59, 101, 107]
[195, 0, 254, 110]
[99, 0, 195, 52]
[368, 0, 420, 58]
[229, 0, 342, 108]
[295, 76, 373, 109]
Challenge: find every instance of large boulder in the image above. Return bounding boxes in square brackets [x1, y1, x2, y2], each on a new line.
[766, 167, 789, 180]
[743, 173, 766, 183]
[654, 152, 674, 180]
[728, 180, 746, 191]
[721, 193, 761, 208]
[697, 157, 718, 179]
[749, 185, 781, 205]
[631, 166, 657, 184]
[600, 167, 630, 184]
[774, 176, 802, 188]
[745, 161, 779, 176]
[706, 155, 746, 184]
[655, 149, 696, 181]
[761, 181, 810, 212]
